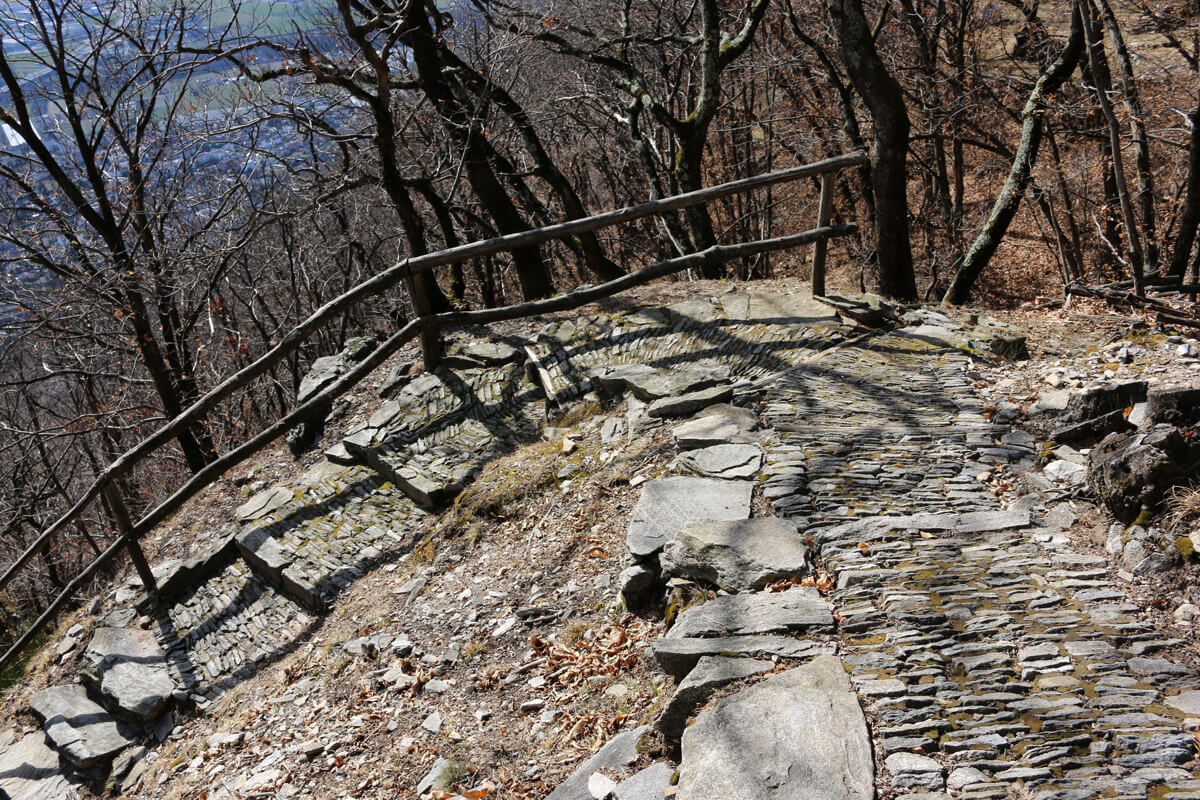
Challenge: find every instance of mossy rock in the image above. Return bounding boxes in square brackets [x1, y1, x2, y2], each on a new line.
[1176, 536, 1196, 560]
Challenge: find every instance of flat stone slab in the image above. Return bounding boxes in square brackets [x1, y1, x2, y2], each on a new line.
[659, 518, 809, 592]
[30, 685, 136, 768]
[592, 363, 730, 402]
[647, 384, 734, 418]
[652, 635, 831, 680]
[83, 628, 176, 722]
[614, 762, 674, 800]
[626, 477, 752, 559]
[235, 527, 294, 582]
[666, 586, 834, 639]
[672, 413, 758, 450]
[545, 725, 650, 800]
[676, 655, 874, 799]
[676, 443, 764, 480]
[1165, 690, 1200, 718]
[0, 731, 84, 799]
[906, 510, 1030, 533]
[235, 486, 294, 522]
[658, 656, 773, 739]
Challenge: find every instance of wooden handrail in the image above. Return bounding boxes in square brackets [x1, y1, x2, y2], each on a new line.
[0, 154, 867, 674]
[0, 151, 866, 598]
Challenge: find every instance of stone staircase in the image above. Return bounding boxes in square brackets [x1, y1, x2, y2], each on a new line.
[3, 292, 1198, 799]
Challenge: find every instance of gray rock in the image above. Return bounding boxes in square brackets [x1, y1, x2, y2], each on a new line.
[666, 586, 834, 639]
[617, 564, 658, 610]
[626, 477, 752, 559]
[1133, 552, 1173, 576]
[1146, 386, 1200, 426]
[647, 385, 734, 418]
[617, 363, 731, 402]
[1050, 409, 1133, 445]
[1090, 427, 1200, 522]
[676, 655, 873, 799]
[886, 752, 945, 790]
[657, 656, 773, 739]
[235, 486, 294, 522]
[30, 685, 136, 767]
[546, 725, 651, 800]
[1065, 381, 1147, 422]
[235, 527, 294, 582]
[82, 627, 176, 722]
[947, 767, 990, 791]
[0, 732, 84, 799]
[651, 635, 830, 680]
[659, 518, 809, 592]
[1165, 690, 1200, 717]
[676, 444, 764, 480]
[906, 510, 1030, 533]
[613, 763, 674, 800]
[672, 414, 758, 450]
[417, 757, 452, 795]
[442, 340, 521, 368]
[1122, 539, 1148, 571]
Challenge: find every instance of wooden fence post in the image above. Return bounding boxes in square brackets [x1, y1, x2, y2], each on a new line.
[102, 484, 158, 597]
[811, 172, 835, 296]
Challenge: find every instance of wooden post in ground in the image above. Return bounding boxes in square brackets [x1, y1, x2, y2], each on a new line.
[103, 483, 158, 596]
[811, 173, 835, 296]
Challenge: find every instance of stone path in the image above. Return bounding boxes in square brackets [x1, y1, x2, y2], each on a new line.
[7, 292, 1200, 799]
[751, 323, 1200, 798]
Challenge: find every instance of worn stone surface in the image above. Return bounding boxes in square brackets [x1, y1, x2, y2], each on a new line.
[659, 517, 809, 592]
[544, 725, 650, 800]
[651, 635, 831, 680]
[625, 477, 752, 559]
[646, 384, 734, 418]
[82, 627, 176, 722]
[1065, 380, 1147, 422]
[675, 443, 764, 480]
[666, 586, 834, 639]
[0, 732, 84, 799]
[1089, 427, 1200, 521]
[30, 685, 136, 767]
[675, 655, 874, 800]
[672, 414, 758, 450]
[613, 762, 674, 800]
[657, 655, 773, 739]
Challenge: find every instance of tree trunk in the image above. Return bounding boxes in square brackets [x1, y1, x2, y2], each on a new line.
[1169, 79, 1200, 279]
[943, 2, 1083, 304]
[826, 0, 918, 300]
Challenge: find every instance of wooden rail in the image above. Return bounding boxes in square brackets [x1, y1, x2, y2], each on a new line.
[0, 152, 866, 675]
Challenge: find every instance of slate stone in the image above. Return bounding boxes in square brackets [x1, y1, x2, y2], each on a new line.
[545, 725, 651, 800]
[657, 656, 773, 739]
[659, 518, 809, 592]
[623, 363, 731, 402]
[647, 385, 734, 418]
[886, 752, 945, 790]
[82, 628, 176, 722]
[29, 685, 136, 767]
[666, 586, 834, 639]
[0, 732, 84, 799]
[442, 340, 521, 368]
[235, 527, 294, 582]
[672, 414, 758, 450]
[1164, 690, 1200, 717]
[906, 510, 1030, 533]
[625, 477, 752, 559]
[613, 763, 674, 800]
[1146, 386, 1200, 426]
[1065, 381, 1147, 422]
[617, 564, 658, 610]
[235, 486, 294, 522]
[676, 655, 873, 800]
[1050, 409, 1132, 445]
[651, 635, 830, 680]
[676, 444, 764, 480]
[1090, 427, 1200, 522]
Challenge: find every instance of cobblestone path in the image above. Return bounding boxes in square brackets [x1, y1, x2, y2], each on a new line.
[759, 329, 1200, 799]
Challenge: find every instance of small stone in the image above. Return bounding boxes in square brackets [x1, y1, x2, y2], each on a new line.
[421, 711, 443, 734]
[588, 771, 618, 799]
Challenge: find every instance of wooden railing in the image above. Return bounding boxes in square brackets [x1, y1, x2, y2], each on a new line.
[0, 151, 868, 674]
